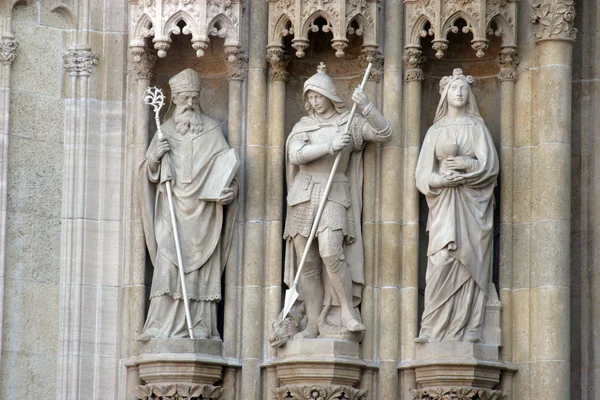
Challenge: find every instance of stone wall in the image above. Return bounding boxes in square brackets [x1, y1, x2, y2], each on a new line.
[0, 0, 594, 399]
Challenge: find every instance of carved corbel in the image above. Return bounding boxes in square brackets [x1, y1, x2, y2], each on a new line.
[498, 46, 519, 82]
[63, 48, 99, 77]
[359, 47, 384, 82]
[130, 46, 157, 80]
[226, 51, 249, 81]
[267, 47, 291, 82]
[0, 37, 17, 65]
[403, 46, 426, 82]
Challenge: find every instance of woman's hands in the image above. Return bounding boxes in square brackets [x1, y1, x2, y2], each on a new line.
[445, 156, 473, 171]
[430, 172, 465, 188]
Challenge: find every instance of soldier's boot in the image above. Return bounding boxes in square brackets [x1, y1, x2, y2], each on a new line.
[322, 254, 366, 332]
[293, 261, 323, 339]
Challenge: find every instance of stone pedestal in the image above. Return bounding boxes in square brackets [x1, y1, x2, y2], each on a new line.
[272, 339, 367, 400]
[410, 342, 505, 400]
[134, 339, 227, 400]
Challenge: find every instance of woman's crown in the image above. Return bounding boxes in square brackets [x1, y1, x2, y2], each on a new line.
[439, 68, 474, 94]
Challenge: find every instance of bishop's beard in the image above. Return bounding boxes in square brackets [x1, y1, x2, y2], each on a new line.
[174, 105, 203, 136]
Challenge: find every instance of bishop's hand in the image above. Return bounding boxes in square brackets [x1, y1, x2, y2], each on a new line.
[149, 137, 170, 163]
[217, 187, 236, 205]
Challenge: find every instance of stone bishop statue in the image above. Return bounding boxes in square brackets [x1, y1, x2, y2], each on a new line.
[138, 68, 238, 341]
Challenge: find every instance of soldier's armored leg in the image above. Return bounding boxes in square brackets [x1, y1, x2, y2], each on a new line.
[292, 234, 323, 339]
[319, 228, 366, 332]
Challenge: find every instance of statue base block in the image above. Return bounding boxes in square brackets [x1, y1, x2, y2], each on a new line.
[272, 339, 367, 399]
[413, 342, 502, 390]
[134, 339, 226, 400]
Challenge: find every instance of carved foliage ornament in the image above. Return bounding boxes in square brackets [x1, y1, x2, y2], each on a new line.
[0, 38, 17, 64]
[227, 51, 248, 81]
[63, 49, 99, 77]
[530, 0, 577, 41]
[410, 387, 504, 400]
[131, 47, 158, 80]
[274, 385, 367, 400]
[498, 46, 519, 81]
[136, 383, 223, 400]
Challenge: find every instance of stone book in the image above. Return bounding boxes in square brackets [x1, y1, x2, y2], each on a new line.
[199, 148, 239, 201]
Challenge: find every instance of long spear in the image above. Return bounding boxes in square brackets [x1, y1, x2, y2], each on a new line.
[144, 87, 195, 339]
[282, 63, 373, 319]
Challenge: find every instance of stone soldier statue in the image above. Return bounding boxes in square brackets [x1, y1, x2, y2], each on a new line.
[282, 63, 393, 340]
[138, 68, 238, 340]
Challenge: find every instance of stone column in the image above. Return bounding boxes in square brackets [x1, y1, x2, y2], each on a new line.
[379, 0, 403, 398]
[264, 46, 290, 395]
[530, 2, 576, 397]
[122, 45, 156, 399]
[0, 34, 16, 379]
[358, 48, 384, 395]
[221, 52, 248, 399]
[241, 0, 268, 398]
[58, 47, 98, 399]
[399, 45, 424, 399]
[497, 46, 518, 364]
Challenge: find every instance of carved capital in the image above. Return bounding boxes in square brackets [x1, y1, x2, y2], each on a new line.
[131, 47, 157, 80]
[411, 387, 504, 400]
[0, 38, 17, 65]
[403, 47, 425, 82]
[136, 383, 223, 400]
[359, 47, 384, 82]
[274, 384, 367, 400]
[226, 51, 248, 81]
[63, 49, 98, 77]
[530, 0, 577, 42]
[498, 47, 519, 82]
[267, 47, 290, 82]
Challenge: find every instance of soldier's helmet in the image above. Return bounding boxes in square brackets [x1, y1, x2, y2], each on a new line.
[303, 62, 343, 104]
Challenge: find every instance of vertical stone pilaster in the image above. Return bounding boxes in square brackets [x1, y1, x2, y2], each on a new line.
[530, 1, 575, 397]
[0, 33, 17, 382]
[241, 0, 268, 397]
[264, 46, 289, 396]
[223, 51, 247, 370]
[498, 47, 518, 369]
[398, 45, 424, 400]
[58, 46, 99, 399]
[379, 0, 403, 398]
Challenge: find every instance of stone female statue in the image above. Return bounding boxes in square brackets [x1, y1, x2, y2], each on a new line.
[414, 69, 499, 344]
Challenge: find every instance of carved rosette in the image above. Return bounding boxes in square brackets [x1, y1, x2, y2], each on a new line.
[131, 47, 157, 80]
[530, 0, 576, 41]
[403, 47, 425, 82]
[410, 387, 504, 400]
[274, 385, 368, 400]
[0, 38, 17, 65]
[498, 47, 519, 82]
[63, 49, 99, 77]
[405, 0, 518, 59]
[226, 51, 249, 81]
[359, 47, 384, 82]
[130, 0, 242, 59]
[267, 48, 291, 82]
[136, 383, 223, 400]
